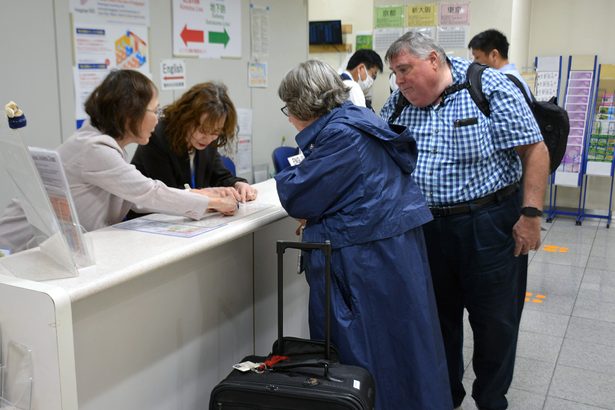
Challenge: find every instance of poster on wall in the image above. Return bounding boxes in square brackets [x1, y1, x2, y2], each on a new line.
[248, 62, 267, 88]
[407, 3, 437, 27]
[373, 28, 403, 51]
[250, 4, 270, 60]
[235, 108, 253, 179]
[438, 2, 470, 26]
[72, 23, 150, 122]
[374, 5, 405, 28]
[437, 26, 468, 51]
[69, 0, 150, 25]
[356, 33, 373, 50]
[173, 0, 242, 59]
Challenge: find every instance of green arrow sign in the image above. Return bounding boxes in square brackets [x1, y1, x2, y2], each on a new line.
[208, 28, 230, 47]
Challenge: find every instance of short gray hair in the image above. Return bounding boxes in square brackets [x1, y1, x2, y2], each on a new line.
[278, 60, 350, 121]
[385, 31, 447, 65]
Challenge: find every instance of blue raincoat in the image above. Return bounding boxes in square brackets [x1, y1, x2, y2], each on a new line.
[275, 103, 453, 409]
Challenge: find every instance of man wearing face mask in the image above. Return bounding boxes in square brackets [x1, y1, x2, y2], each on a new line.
[340, 49, 383, 109]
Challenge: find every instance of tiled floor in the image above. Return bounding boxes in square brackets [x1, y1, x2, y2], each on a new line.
[458, 216, 615, 410]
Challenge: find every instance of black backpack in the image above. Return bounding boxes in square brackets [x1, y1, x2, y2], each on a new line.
[466, 62, 569, 173]
[387, 62, 570, 173]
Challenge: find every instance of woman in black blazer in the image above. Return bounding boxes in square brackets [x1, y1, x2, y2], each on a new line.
[132, 82, 257, 202]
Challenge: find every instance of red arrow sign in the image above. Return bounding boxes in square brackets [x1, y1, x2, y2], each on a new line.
[180, 24, 204, 46]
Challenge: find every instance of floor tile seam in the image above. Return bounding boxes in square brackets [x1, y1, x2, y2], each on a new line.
[545, 394, 611, 409]
[570, 312, 615, 326]
[560, 334, 615, 349]
[553, 362, 615, 378]
[543, 285, 575, 404]
[556, 357, 615, 378]
[568, 314, 615, 327]
[528, 259, 590, 269]
[502, 382, 549, 397]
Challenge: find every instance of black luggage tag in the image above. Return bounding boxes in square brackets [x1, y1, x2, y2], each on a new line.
[454, 117, 478, 127]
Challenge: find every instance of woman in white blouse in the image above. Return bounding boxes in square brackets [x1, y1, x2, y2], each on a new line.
[0, 69, 238, 252]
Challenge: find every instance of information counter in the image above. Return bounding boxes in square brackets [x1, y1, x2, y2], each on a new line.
[0, 179, 310, 410]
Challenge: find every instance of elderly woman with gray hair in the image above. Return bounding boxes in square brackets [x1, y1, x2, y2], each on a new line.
[274, 59, 452, 410]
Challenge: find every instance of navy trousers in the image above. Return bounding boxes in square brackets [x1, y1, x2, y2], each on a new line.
[422, 190, 527, 410]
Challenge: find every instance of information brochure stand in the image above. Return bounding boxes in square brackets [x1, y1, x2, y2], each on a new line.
[0, 124, 94, 280]
[578, 64, 615, 227]
[546, 55, 598, 224]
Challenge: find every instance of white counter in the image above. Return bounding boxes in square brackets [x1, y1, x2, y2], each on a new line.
[0, 179, 310, 410]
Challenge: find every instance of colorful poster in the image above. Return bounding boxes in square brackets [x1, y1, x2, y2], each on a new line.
[374, 6, 405, 28]
[407, 3, 437, 27]
[248, 62, 267, 88]
[72, 23, 149, 120]
[439, 2, 470, 25]
[356, 34, 373, 50]
[173, 0, 242, 59]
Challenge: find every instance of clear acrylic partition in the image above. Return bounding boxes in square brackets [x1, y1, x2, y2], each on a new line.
[0, 341, 32, 410]
[0, 125, 94, 280]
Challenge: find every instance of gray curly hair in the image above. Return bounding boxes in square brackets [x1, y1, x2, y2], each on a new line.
[385, 31, 447, 65]
[278, 59, 350, 121]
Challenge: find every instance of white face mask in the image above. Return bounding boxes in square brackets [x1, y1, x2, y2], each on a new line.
[358, 65, 374, 94]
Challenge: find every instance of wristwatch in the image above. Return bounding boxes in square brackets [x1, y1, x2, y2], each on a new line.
[520, 206, 543, 217]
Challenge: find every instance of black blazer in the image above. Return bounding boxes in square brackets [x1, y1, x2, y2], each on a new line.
[132, 120, 246, 190]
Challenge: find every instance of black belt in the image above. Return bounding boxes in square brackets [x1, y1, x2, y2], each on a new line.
[429, 183, 519, 218]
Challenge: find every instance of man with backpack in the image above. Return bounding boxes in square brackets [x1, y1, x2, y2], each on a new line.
[381, 32, 549, 410]
[468, 29, 532, 97]
[468, 29, 569, 174]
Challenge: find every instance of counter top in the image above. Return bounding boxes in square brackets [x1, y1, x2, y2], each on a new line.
[0, 178, 287, 301]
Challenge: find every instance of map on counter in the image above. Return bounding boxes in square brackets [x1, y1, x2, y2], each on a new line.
[113, 202, 274, 238]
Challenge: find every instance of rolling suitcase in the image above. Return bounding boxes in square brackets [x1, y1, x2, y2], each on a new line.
[209, 240, 375, 410]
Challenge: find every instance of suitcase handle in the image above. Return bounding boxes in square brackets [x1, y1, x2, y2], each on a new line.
[271, 359, 342, 383]
[275, 240, 332, 360]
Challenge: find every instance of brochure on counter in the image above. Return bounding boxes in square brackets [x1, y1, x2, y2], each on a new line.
[113, 202, 274, 238]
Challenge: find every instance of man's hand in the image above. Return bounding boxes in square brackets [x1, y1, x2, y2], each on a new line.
[512, 215, 542, 256]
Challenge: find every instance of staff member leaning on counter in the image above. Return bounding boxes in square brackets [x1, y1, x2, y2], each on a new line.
[131, 82, 258, 204]
[0, 69, 238, 253]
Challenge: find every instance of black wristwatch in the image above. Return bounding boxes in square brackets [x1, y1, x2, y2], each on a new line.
[520, 206, 543, 217]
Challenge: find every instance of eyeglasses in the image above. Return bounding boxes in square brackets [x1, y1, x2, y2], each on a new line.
[146, 106, 163, 118]
[280, 105, 289, 117]
[198, 126, 224, 136]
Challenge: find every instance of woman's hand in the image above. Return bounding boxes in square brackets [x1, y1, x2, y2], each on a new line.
[207, 195, 238, 216]
[234, 182, 258, 202]
[295, 219, 306, 236]
[194, 187, 241, 201]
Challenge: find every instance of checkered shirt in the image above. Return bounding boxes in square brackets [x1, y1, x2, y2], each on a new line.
[381, 57, 542, 206]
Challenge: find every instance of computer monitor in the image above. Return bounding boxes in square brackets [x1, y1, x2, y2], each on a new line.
[309, 20, 342, 45]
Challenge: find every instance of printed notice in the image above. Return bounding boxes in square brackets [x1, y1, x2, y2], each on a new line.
[114, 203, 274, 238]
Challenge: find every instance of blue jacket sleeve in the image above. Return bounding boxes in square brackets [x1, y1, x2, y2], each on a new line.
[275, 128, 366, 221]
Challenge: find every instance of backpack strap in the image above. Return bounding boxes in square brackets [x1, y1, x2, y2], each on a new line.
[466, 62, 491, 117]
[387, 92, 409, 123]
[504, 73, 535, 106]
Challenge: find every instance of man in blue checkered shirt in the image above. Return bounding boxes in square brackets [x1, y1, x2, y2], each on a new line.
[381, 32, 549, 410]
